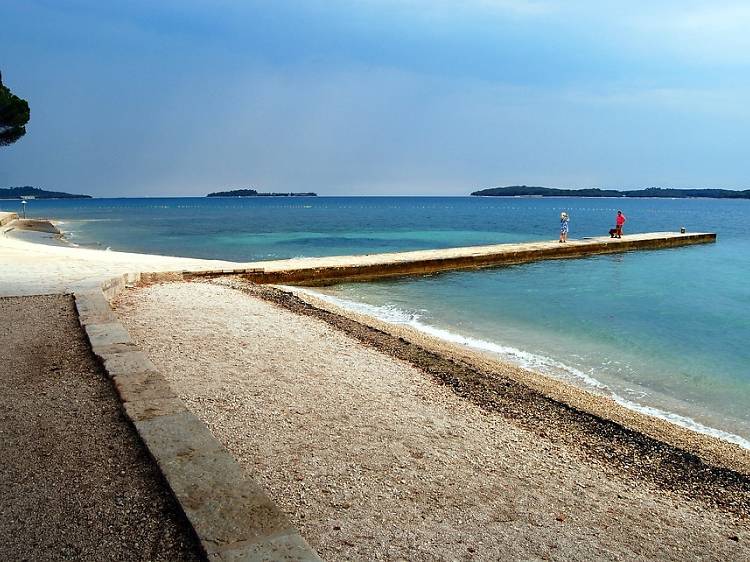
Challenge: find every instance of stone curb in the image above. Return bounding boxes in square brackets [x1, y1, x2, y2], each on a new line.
[74, 273, 322, 562]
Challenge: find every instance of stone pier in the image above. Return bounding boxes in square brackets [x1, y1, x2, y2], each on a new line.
[235, 231, 716, 285]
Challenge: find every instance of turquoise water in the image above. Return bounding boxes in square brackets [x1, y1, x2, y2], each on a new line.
[9, 196, 749, 445]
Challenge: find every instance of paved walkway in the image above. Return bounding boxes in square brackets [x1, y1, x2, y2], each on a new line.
[0, 232, 241, 295]
[1, 227, 713, 296]
[0, 294, 204, 561]
[0, 211, 17, 226]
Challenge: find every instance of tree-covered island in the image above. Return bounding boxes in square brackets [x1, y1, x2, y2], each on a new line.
[0, 186, 91, 199]
[207, 189, 317, 197]
[471, 185, 750, 199]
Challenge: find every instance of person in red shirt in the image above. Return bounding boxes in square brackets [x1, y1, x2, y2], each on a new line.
[614, 210, 626, 238]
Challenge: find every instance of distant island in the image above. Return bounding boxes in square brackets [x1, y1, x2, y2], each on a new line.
[471, 186, 750, 199]
[0, 186, 91, 199]
[207, 189, 317, 197]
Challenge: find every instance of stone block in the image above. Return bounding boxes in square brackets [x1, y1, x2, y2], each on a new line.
[85, 321, 133, 348]
[101, 349, 158, 378]
[209, 532, 322, 561]
[74, 290, 117, 324]
[113, 370, 176, 404]
[125, 397, 187, 421]
[90, 341, 140, 356]
[134, 413, 296, 553]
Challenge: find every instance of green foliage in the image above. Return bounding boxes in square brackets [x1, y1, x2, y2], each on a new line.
[471, 185, 750, 199]
[0, 186, 91, 199]
[206, 188, 317, 197]
[0, 72, 31, 147]
[207, 188, 260, 197]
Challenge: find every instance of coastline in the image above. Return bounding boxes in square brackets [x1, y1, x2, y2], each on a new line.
[3, 224, 748, 463]
[0, 221, 750, 464]
[289, 282, 749, 466]
[293, 286, 750, 451]
[113, 280, 749, 559]
[0, 220, 243, 295]
[4, 224, 749, 556]
[2, 220, 70, 247]
[219, 280, 750, 481]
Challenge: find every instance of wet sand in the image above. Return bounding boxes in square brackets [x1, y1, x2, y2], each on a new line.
[114, 281, 749, 561]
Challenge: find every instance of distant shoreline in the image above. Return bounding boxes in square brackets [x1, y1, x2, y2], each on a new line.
[206, 188, 317, 197]
[0, 186, 91, 199]
[472, 185, 750, 199]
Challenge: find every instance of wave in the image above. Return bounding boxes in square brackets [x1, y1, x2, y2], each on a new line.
[294, 287, 750, 450]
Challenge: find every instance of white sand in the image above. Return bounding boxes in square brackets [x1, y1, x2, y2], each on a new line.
[115, 282, 748, 562]
[0, 230, 240, 296]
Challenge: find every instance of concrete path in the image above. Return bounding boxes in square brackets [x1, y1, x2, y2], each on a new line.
[0, 211, 18, 226]
[0, 232, 241, 295]
[1, 227, 714, 295]
[0, 294, 203, 561]
[244, 231, 715, 284]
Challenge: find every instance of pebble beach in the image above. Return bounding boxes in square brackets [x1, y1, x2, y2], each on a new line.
[3, 221, 749, 560]
[114, 280, 749, 561]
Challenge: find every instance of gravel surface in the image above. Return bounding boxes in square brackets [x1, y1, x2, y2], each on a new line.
[115, 282, 749, 562]
[245, 282, 750, 517]
[0, 294, 203, 561]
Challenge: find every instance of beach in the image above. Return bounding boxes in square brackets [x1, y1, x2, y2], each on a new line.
[8, 2, 750, 558]
[2, 216, 749, 560]
[113, 280, 749, 561]
[0, 224, 241, 295]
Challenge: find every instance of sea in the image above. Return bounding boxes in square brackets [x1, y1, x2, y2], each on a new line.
[9, 195, 749, 447]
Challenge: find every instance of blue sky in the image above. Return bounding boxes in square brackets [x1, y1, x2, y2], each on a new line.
[1, 1, 749, 196]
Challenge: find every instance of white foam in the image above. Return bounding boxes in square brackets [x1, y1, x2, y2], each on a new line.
[612, 396, 750, 449]
[295, 287, 608, 390]
[294, 286, 750, 451]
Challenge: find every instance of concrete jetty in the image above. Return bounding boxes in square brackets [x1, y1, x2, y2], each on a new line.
[0, 211, 18, 227]
[237, 231, 716, 285]
[1, 226, 715, 295]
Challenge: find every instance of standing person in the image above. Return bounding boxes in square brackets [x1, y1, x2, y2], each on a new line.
[615, 210, 626, 238]
[559, 211, 569, 243]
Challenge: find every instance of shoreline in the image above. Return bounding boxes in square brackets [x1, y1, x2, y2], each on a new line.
[294, 286, 750, 451]
[211, 279, 750, 517]
[3, 221, 748, 464]
[2, 221, 71, 247]
[114, 280, 749, 559]
[290, 280, 749, 467]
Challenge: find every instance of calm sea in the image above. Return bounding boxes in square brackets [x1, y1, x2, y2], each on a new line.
[11, 196, 750, 446]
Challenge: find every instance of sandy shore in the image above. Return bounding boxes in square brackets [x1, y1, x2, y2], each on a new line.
[273, 283, 750, 478]
[114, 281, 749, 561]
[0, 225, 242, 295]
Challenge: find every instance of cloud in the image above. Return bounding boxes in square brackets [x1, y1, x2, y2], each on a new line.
[2, 0, 750, 195]
[557, 1, 750, 67]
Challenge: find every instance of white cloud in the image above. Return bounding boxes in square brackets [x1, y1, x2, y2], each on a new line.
[554, 1, 750, 66]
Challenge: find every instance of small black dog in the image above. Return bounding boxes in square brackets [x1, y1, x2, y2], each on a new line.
[609, 228, 618, 238]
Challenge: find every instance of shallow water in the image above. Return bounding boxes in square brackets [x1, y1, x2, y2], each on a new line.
[11, 195, 749, 445]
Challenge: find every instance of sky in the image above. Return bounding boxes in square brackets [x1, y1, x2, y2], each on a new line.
[1, 0, 749, 197]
